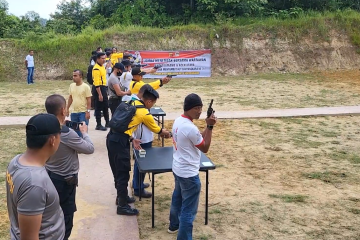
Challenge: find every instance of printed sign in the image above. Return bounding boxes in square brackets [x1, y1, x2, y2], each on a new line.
[127, 50, 211, 78]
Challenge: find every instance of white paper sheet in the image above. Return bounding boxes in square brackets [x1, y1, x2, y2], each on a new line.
[202, 162, 213, 167]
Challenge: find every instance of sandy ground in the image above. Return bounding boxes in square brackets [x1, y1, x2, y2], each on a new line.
[135, 117, 360, 240]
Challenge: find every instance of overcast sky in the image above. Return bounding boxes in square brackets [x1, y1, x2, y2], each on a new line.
[8, 0, 68, 19]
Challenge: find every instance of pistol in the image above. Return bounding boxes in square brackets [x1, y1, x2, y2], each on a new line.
[207, 99, 214, 118]
[166, 75, 177, 78]
[153, 64, 162, 69]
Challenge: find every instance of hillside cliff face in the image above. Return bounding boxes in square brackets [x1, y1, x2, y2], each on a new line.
[2, 30, 360, 81]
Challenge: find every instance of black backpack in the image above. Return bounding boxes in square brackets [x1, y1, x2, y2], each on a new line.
[109, 100, 145, 133]
[87, 65, 94, 85]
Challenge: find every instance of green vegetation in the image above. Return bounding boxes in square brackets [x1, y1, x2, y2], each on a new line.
[303, 171, 347, 183]
[269, 194, 309, 203]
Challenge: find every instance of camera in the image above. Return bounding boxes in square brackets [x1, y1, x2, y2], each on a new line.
[65, 120, 83, 131]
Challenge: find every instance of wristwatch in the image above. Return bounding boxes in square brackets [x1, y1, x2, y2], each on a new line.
[86, 109, 91, 113]
[207, 125, 214, 130]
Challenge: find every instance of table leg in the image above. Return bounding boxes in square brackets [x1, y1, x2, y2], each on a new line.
[157, 117, 160, 141]
[139, 168, 142, 201]
[152, 172, 155, 228]
[205, 170, 209, 225]
[162, 116, 165, 147]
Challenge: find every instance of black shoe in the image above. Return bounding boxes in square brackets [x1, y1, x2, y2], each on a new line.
[143, 183, 150, 188]
[105, 122, 110, 128]
[95, 125, 107, 131]
[134, 190, 152, 198]
[116, 196, 136, 205]
[117, 204, 139, 216]
[167, 226, 179, 234]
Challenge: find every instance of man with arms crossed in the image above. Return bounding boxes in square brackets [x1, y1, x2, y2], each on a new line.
[25, 50, 35, 84]
[6, 113, 65, 240]
[45, 94, 95, 240]
[168, 93, 217, 239]
[67, 70, 92, 137]
[107, 85, 171, 216]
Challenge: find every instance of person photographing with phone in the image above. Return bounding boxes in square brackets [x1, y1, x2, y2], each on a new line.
[45, 94, 95, 240]
[168, 94, 217, 239]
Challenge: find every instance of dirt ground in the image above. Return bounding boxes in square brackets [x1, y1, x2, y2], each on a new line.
[135, 117, 360, 240]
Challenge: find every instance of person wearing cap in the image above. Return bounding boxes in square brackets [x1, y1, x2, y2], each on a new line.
[107, 85, 172, 216]
[167, 94, 217, 239]
[45, 94, 95, 240]
[108, 62, 131, 115]
[93, 52, 110, 131]
[130, 67, 171, 94]
[66, 69, 92, 137]
[6, 113, 65, 240]
[119, 60, 133, 103]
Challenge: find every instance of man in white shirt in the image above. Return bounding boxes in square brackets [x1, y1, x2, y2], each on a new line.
[25, 50, 35, 84]
[168, 94, 217, 240]
[119, 60, 133, 103]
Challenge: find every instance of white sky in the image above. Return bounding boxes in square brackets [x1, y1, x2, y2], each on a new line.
[8, 0, 69, 19]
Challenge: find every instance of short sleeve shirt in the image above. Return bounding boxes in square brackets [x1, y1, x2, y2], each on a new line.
[6, 155, 65, 240]
[172, 115, 204, 178]
[120, 72, 133, 102]
[25, 55, 34, 67]
[108, 74, 121, 98]
[69, 82, 92, 113]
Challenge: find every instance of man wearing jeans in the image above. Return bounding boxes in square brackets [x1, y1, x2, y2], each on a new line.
[66, 70, 92, 137]
[168, 94, 217, 239]
[25, 50, 35, 84]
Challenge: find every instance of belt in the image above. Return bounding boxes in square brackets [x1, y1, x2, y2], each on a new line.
[47, 170, 78, 185]
[109, 96, 122, 100]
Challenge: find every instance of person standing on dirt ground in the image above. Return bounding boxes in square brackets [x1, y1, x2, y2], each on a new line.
[66, 70, 92, 137]
[93, 52, 110, 131]
[108, 63, 131, 115]
[107, 85, 171, 216]
[25, 50, 35, 84]
[6, 113, 65, 240]
[168, 93, 217, 239]
[45, 94, 95, 240]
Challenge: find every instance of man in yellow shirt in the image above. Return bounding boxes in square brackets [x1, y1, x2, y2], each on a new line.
[66, 70, 92, 137]
[106, 85, 171, 216]
[92, 52, 109, 131]
[111, 47, 123, 66]
[130, 67, 171, 94]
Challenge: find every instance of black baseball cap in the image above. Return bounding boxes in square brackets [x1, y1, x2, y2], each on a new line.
[26, 114, 61, 136]
[121, 60, 132, 67]
[132, 67, 146, 76]
[113, 63, 125, 72]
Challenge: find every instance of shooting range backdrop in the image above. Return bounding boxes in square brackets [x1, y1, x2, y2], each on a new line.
[128, 50, 212, 78]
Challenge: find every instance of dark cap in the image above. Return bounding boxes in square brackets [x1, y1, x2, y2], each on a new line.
[132, 67, 146, 76]
[26, 114, 61, 136]
[184, 93, 203, 111]
[113, 63, 125, 72]
[121, 60, 131, 67]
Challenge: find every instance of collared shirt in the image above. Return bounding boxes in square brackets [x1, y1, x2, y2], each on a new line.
[92, 63, 107, 86]
[124, 100, 161, 137]
[131, 94, 154, 143]
[130, 79, 162, 94]
[46, 127, 94, 176]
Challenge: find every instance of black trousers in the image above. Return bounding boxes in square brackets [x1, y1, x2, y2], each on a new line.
[106, 131, 131, 206]
[49, 176, 77, 240]
[108, 98, 122, 116]
[93, 86, 109, 126]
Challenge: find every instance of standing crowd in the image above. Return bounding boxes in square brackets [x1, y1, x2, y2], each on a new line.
[5, 48, 217, 240]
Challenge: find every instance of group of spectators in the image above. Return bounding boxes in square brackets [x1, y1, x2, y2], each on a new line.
[10, 47, 217, 240]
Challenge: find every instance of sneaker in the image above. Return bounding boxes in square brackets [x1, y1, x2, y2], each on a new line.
[95, 125, 107, 131]
[117, 204, 139, 216]
[143, 183, 150, 188]
[167, 226, 179, 234]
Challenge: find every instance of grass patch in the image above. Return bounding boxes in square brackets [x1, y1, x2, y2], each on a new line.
[269, 194, 309, 203]
[348, 208, 360, 215]
[330, 151, 360, 164]
[303, 171, 347, 183]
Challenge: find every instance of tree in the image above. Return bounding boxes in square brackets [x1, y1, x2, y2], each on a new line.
[0, 0, 8, 11]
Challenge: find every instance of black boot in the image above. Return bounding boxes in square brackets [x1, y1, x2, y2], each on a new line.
[117, 198, 139, 216]
[116, 196, 136, 205]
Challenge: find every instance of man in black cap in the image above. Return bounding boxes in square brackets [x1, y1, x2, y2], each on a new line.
[6, 113, 65, 240]
[108, 63, 131, 115]
[129, 67, 171, 94]
[45, 94, 94, 240]
[168, 94, 217, 239]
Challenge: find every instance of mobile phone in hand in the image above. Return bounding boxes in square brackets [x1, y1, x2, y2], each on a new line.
[65, 120, 83, 131]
